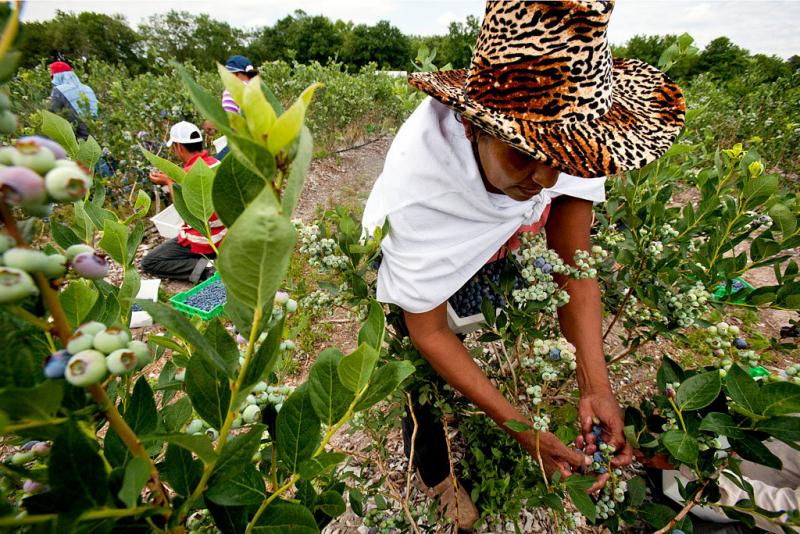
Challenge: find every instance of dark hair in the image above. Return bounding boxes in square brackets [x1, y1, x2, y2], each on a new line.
[245, 69, 258, 79]
[179, 141, 204, 153]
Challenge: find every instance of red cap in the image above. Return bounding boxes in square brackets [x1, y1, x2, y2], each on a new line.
[49, 61, 72, 75]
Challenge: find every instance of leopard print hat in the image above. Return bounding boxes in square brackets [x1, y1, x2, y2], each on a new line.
[409, 0, 686, 178]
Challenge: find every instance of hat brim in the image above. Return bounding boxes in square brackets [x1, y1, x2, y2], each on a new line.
[408, 58, 685, 178]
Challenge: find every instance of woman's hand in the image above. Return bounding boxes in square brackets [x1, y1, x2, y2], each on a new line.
[577, 388, 632, 468]
[521, 430, 590, 479]
[148, 170, 171, 186]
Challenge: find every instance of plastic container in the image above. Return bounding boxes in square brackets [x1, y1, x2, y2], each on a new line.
[170, 273, 226, 320]
[712, 277, 754, 303]
[131, 278, 161, 328]
[151, 204, 184, 239]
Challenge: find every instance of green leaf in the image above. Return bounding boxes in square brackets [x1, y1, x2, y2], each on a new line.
[504, 420, 531, 433]
[626, 475, 646, 507]
[207, 464, 266, 505]
[759, 381, 800, 416]
[656, 355, 684, 392]
[354, 360, 415, 412]
[662, 430, 699, 464]
[337, 343, 379, 394]
[177, 64, 231, 132]
[126, 221, 145, 267]
[227, 132, 278, 183]
[276, 384, 321, 473]
[126, 378, 158, 435]
[118, 456, 150, 508]
[135, 301, 234, 377]
[242, 78, 277, 140]
[76, 136, 102, 170]
[118, 269, 140, 318]
[314, 490, 346, 518]
[218, 187, 295, 311]
[567, 486, 596, 523]
[173, 184, 210, 238]
[40, 110, 78, 156]
[206, 501, 253, 534]
[755, 416, 800, 445]
[204, 320, 240, 370]
[72, 201, 94, 242]
[0, 381, 63, 421]
[185, 345, 232, 430]
[281, 126, 313, 216]
[677, 371, 721, 411]
[51, 221, 83, 249]
[699, 412, 745, 439]
[83, 201, 117, 232]
[240, 316, 284, 393]
[141, 147, 185, 184]
[743, 174, 779, 203]
[163, 443, 202, 497]
[59, 280, 99, 328]
[298, 452, 346, 480]
[182, 158, 216, 222]
[129, 190, 152, 222]
[140, 433, 216, 464]
[49, 418, 109, 512]
[159, 396, 193, 433]
[207, 425, 266, 505]
[729, 434, 782, 469]
[212, 154, 266, 227]
[640, 502, 677, 529]
[267, 84, 318, 154]
[724, 365, 762, 417]
[252, 501, 318, 533]
[99, 219, 129, 266]
[768, 203, 797, 238]
[308, 348, 354, 426]
[357, 300, 385, 351]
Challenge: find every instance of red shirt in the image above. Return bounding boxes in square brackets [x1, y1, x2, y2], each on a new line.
[177, 152, 226, 255]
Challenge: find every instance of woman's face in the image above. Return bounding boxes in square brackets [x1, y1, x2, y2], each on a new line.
[466, 122, 560, 201]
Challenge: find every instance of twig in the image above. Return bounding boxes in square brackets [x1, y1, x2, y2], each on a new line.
[607, 344, 637, 366]
[440, 416, 460, 528]
[333, 134, 387, 155]
[404, 392, 418, 506]
[654, 462, 727, 534]
[497, 342, 520, 399]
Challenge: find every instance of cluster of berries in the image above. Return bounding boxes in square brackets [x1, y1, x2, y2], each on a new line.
[300, 286, 346, 314]
[521, 338, 577, 384]
[647, 240, 664, 256]
[0, 136, 92, 217]
[8, 440, 51, 495]
[703, 322, 759, 375]
[184, 278, 227, 311]
[666, 282, 711, 328]
[0, 240, 109, 304]
[44, 322, 151, 386]
[295, 220, 349, 272]
[624, 294, 667, 325]
[448, 258, 522, 318]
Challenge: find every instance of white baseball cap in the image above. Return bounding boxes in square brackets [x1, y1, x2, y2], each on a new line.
[166, 121, 203, 147]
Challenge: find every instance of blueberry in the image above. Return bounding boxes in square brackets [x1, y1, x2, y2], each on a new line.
[542, 263, 553, 274]
[592, 425, 603, 438]
[0, 166, 46, 207]
[733, 337, 748, 349]
[596, 466, 608, 474]
[593, 451, 605, 463]
[44, 349, 70, 378]
[534, 257, 545, 268]
[548, 347, 561, 361]
[72, 252, 108, 279]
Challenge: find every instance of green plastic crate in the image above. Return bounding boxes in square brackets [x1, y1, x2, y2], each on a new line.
[170, 273, 226, 320]
[712, 277, 754, 303]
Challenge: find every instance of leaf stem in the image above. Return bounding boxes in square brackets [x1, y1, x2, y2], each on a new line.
[668, 397, 688, 433]
[0, 506, 168, 527]
[9, 305, 52, 331]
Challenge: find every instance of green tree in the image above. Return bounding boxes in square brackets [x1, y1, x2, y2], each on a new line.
[437, 15, 480, 69]
[341, 20, 410, 70]
[694, 36, 749, 81]
[248, 10, 343, 64]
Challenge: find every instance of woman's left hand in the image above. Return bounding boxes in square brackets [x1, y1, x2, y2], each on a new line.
[577, 388, 633, 468]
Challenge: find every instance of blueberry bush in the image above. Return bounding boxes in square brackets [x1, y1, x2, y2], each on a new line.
[0, 7, 415, 531]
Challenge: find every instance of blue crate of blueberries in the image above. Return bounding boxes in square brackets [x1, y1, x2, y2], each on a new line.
[446, 257, 523, 334]
[170, 273, 227, 320]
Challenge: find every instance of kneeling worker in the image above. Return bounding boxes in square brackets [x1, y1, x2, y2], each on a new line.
[142, 121, 226, 282]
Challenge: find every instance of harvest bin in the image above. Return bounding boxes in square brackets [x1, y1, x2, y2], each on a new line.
[170, 272, 226, 320]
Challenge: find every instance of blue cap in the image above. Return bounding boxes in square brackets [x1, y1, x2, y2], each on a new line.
[225, 55, 255, 74]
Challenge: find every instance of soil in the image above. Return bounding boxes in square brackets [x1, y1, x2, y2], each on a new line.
[119, 135, 798, 533]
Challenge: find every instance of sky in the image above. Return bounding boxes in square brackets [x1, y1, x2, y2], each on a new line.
[19, 0, 800, 59]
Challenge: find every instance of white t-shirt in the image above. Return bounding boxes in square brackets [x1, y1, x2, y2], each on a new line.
[362, 97, 606, 313]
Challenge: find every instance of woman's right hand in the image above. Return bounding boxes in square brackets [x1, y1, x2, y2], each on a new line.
[520, 431, 610, 491]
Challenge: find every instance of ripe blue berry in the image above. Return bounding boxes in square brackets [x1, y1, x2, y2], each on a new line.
[72, 252, 108, 280]
[548, 347, 562, 361]
[733, 337, 748, 350]
[542, 263, 553, 274]
[534, 257, 546, 268]
[0, 166, 46, 207]
[65, 350, 107, 387]
[32, 442, 50, 456]
[0, 267, 37, 303]
[22, 479, 45, 494]
[44, 349, 70, 379]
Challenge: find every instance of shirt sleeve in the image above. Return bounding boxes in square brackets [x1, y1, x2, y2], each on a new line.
[546, 173, 606, 203]
[221, 90, 240, 114]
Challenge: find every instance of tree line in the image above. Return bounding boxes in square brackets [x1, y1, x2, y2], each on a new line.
[11, 7, 800, 82]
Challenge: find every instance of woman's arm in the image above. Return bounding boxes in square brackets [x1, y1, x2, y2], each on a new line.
[545, 195, 632, 467]
[404, 304, 591, 480]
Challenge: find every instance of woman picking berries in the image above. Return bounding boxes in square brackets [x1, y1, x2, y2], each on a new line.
[362, 1, 685, 527]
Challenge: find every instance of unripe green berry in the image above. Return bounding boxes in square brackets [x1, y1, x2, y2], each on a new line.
[0, 146, 17, 165]
[242, 404, 260, 424]
[106, 349, 137, 375]
[44, 166, 92, 202]
[77, 321, 105, 336]
[12, 141, 56, 175]
[92, 327, 129, 354]
[0, 266, 37, 303]
[11, 450, 35, 465]
[127, 340, 151, 369]
[185, 419, 204, 435]
[66, 332, 94, 354]
[65, 244, 94, 261]
[65, 350, 107, 386]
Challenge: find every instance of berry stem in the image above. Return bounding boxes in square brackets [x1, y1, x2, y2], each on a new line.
[0, 201, 23, 244]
